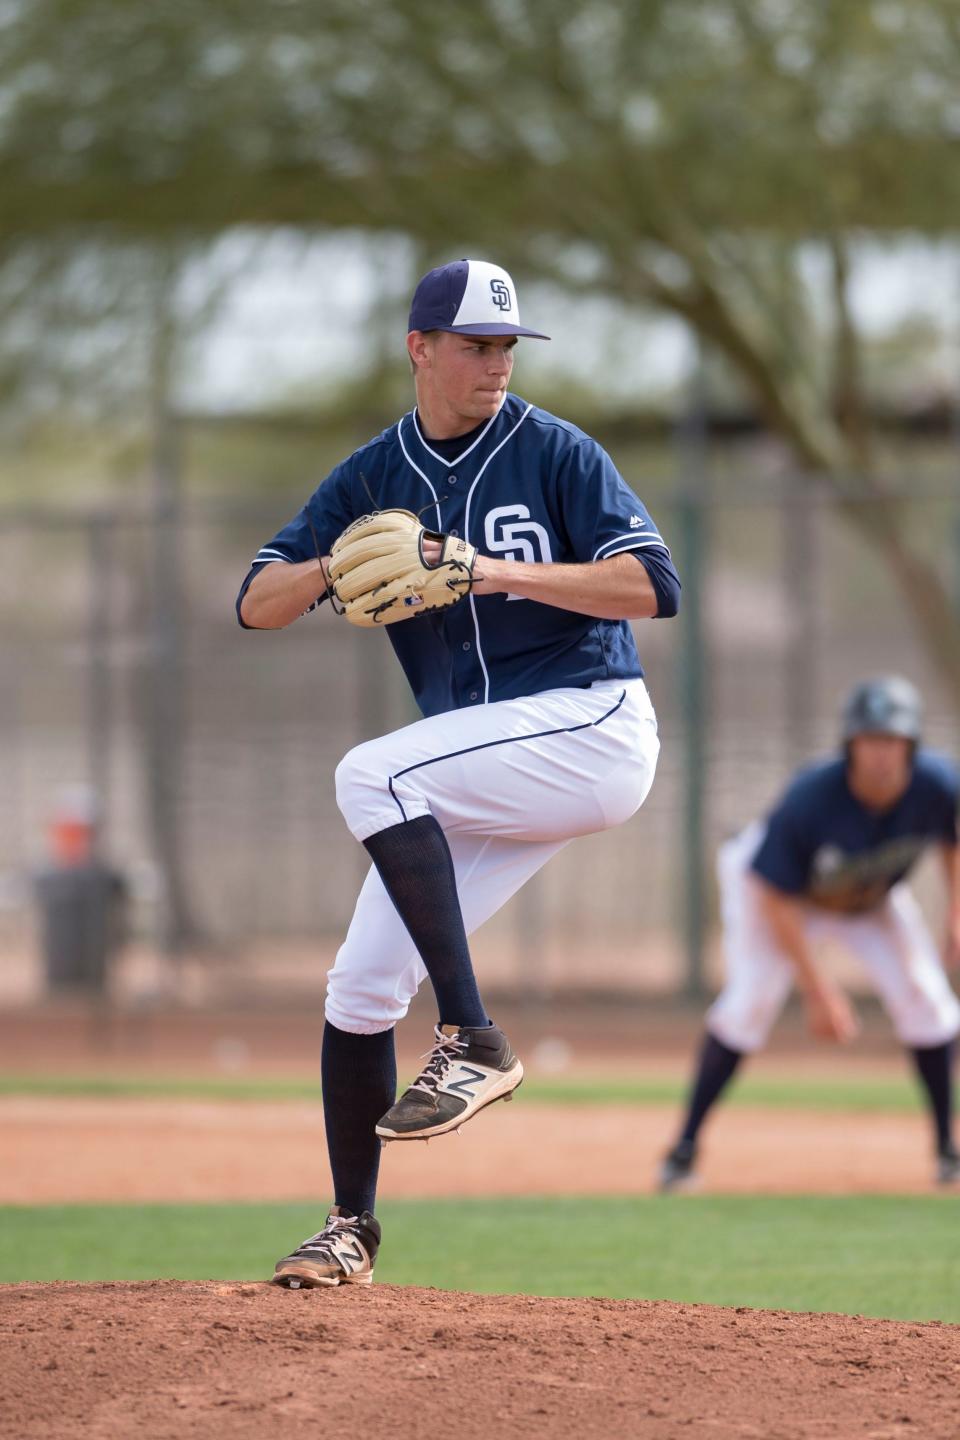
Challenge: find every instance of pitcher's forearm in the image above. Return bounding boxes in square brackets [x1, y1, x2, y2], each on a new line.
[472, 552, 659, 620]
[241, 559, 330, 629]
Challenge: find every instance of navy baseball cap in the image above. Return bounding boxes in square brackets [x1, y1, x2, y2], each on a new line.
[408, 259, 550, 339]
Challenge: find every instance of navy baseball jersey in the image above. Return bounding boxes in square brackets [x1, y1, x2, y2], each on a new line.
[237, 393, 680, 717]
[750, 751, 959, 913]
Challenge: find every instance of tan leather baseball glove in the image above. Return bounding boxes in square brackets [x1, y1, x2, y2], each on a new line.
[328, 509, 478, 627]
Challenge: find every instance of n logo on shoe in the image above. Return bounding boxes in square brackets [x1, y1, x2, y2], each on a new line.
[337, 1239, 364, 1273]
[443, 1064, 487, 1099]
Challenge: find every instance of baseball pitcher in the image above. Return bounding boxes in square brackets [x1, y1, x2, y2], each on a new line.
[238, 258, 681, 1286]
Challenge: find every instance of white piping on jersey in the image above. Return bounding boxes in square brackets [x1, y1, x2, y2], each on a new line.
[466, 593, 491, 702]
[255, 547, 292, 560]
[462, 403, 535, 703]
[396, 420, 442, 527]
[592, 533, 670, 562]
[411, 407, 499, 468]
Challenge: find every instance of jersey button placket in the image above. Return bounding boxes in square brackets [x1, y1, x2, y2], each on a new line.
[441, 483, 474, 700]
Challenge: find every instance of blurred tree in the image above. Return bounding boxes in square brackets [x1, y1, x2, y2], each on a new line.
[1, 0, 960, 696]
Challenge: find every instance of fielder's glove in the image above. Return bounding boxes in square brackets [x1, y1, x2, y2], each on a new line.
[327, 509, 478, 627]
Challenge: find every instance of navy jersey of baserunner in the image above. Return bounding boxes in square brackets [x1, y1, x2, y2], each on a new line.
[237, 392, 680, 717]
[750, 751, 959, 914]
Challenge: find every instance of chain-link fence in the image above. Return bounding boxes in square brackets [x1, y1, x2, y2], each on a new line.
[2, 450, 958, 1002]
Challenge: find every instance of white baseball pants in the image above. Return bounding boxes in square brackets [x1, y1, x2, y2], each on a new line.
[326, 678, 659, 1033]
[707, 822, 960, 1052]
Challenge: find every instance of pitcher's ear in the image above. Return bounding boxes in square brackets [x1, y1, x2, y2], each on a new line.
[407, 330, 437, 372]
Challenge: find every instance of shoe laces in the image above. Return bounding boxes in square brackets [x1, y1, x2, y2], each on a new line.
[296, 1213, 360, 1260]
[408, 1027, 467, 1098]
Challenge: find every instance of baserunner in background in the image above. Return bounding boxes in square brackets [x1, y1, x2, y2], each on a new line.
[660, 676, 960, 1192]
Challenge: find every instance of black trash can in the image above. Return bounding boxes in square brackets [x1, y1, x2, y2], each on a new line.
[33, 862, 128, 994]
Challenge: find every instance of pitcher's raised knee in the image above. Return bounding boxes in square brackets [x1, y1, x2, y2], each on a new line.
[334, 738, 424, 842]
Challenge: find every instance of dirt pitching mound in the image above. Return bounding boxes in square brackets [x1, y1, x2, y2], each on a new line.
[3, 1281, 958, 1439]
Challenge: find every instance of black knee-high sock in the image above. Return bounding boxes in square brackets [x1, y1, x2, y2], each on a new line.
[363, 815, 489, 1029]
[321, 1022, 397, 1217]
[909, 1041, 955, 1155]
[678, 1031, 744, 1147]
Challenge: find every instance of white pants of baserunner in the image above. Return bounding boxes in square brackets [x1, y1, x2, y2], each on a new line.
[325, 678, 659, 1034]
[707, 822, 960, 1053]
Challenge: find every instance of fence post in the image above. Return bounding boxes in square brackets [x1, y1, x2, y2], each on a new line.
[675, 349, 710, 1002]
[782, 473, 821, 762]
[86, 514, 113, 853]
[145, 402, 199, 957]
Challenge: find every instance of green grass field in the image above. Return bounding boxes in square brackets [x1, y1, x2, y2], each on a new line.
[3, 1070, 954, 1324]
[0, 1071, 931, 1112]
[2, 1197, 958, 1324]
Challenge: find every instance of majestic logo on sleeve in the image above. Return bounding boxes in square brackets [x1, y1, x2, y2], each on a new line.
[489, 278, 512, 311]
[484, 505, 553, 601]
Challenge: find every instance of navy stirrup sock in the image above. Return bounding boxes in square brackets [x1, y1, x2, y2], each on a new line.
[679, 1031, 744, 1146]
[909, 1040, 955, 1155]
[363, 814, 489, 1029]
[321, 1022, 397, 1217]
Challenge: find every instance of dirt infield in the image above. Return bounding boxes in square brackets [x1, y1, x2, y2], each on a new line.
[0, 999, 946, 1202]
[4, 1005, 956, 1437]
[0, 1096, 943, 1203]
[4, 1280, 959, 1440]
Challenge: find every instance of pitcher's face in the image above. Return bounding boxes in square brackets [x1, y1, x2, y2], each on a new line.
[409, 330, 517, 432]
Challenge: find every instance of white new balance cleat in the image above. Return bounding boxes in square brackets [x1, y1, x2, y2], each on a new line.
[376, 1022, 523, 1141]
[271, 1206, 381, 1288]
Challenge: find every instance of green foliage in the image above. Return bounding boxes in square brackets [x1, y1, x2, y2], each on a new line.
[2, 1, 959, 235]
[2, 1196, 959, 1322]
[2, 0, 959, 451]
[1, 0, 958, 487]
[2, 0, 960, 692]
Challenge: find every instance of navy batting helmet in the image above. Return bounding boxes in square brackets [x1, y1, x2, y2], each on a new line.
[841, 676, 923, 744]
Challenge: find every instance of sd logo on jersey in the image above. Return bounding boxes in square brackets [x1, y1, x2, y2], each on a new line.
[484, 505, 553, 564]
[483, 504, 554, 602]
